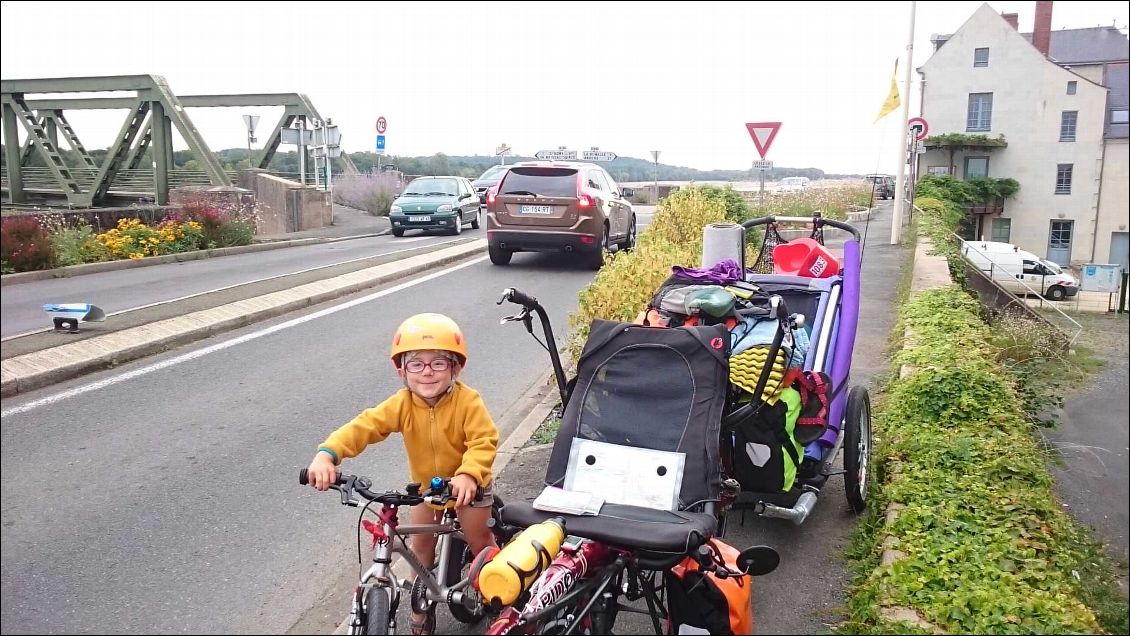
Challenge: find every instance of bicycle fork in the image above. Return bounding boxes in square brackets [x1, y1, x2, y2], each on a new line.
[350, 538, 397, 634]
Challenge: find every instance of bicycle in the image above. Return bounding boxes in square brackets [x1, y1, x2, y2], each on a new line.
[299, 469, 505, 635]
[488, 288, 781, 634]
[483, 532, 778, 635]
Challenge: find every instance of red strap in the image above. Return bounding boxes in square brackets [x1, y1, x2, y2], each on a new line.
[796, 371, 828, 427]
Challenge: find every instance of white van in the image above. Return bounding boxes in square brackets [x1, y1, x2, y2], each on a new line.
[961, 241, 1078, 301]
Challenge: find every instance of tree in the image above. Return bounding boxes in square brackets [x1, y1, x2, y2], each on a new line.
[427, 153, 451, 176]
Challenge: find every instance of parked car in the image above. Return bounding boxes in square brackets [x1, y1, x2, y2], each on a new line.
[471, 164, 510, 206]
[389, 176, 480, 236]
[485, 161, 636, 269]
[962, 240, 1079, 300]
[864, 174, 894, 200]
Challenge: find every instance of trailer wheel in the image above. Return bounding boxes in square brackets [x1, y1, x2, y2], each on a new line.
[844, 386, 871, 513]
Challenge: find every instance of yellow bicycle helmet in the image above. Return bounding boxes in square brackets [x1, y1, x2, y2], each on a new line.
[390, 313, 468, 367]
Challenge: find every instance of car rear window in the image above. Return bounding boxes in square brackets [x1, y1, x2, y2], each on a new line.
[499, 167, 578, 197]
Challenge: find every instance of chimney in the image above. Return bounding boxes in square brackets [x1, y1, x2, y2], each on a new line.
[1001, 13, 1019, 30]
[1033, 1, 1053, 57]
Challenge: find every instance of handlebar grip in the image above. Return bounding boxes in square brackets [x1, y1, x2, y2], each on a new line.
[502, 287, 538, 309]
[299, 468, 346, 486]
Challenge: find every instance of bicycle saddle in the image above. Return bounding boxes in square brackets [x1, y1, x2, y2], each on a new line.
[501, 500, 715, 556]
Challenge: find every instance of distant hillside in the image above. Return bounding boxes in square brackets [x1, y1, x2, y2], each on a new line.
[0, 145, 859, 181]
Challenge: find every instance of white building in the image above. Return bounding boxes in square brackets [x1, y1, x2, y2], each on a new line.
[918, 1, 1129, 267]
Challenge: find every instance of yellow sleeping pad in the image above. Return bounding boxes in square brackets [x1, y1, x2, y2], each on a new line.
[730, 346, 788, 404]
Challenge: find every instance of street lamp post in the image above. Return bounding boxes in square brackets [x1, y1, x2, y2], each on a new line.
[242, 114, 259, 172]
[651, 150, 660, 204]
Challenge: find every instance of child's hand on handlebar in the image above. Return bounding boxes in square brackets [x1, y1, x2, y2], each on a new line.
[450, 474, 478, 507]
[307, 452, 338, 491]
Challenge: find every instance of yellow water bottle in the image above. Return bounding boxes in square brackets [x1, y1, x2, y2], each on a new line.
[477, 517, 566, 606]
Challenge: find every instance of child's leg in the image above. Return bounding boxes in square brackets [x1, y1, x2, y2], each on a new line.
[408, 504, 441, 569]
[456, 499, 499, 556]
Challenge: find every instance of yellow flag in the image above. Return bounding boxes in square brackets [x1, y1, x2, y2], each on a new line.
[875, 59, 901, 122]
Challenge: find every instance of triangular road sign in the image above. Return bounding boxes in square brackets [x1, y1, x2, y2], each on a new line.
[745, 122, 781, 160]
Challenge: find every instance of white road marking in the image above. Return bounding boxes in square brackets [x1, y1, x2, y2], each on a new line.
[1, 255, 489, 418]
[0, 238, 464, 342]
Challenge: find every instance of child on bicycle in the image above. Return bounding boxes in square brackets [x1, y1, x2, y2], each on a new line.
[306, 313, 500, 635]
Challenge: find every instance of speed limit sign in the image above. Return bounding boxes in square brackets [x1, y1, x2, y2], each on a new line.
[376, 116, 388, 134]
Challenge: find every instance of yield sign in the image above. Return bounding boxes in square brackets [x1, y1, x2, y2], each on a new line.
[745, 122, 781, 160]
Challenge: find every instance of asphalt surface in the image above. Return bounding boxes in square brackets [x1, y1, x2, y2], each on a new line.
[0, 253, 600, 634]
[0, 232, 474, 339]
[1042, 315, 1130, 566]
[420, 201, 910, 635]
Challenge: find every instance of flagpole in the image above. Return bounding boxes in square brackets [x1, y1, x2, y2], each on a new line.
[891, 0, 917, 244]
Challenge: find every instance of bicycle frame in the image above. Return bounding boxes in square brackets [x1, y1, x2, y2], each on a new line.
[350, 503, 477, 634]
[485, 538, 670, 636]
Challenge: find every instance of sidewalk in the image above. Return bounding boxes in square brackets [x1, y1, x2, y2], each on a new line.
[255, 203, 390, 242]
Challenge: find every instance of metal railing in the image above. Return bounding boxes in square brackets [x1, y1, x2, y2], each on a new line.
[952, 233, 1083, 344]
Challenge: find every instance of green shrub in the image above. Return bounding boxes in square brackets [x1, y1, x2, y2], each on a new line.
[50, 223, 101, 266]
[842, 286, 1105, 634]
[214, 221, 254, 247]
[567, 188, 729, 358]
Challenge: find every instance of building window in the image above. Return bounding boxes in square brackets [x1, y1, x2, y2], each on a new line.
[928, 165, 952, 176]
[1049, 220, 1073, 253]
[973, 47, 990, 67]
[1055, 164, 1073, 194]
[991, 218, 1011, 242]
[1066, 81, 1077, 95]
[1113, 108, 1129, 125]
[1060, 111, 1077, 142]
[964, 156, 989, 179]
[967, 93, 993, 131]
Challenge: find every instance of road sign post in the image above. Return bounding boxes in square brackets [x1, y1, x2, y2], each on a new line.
[534, 148, 578, 161]
[581, 148, 617, 162]
[496, 143, 512, 165]
[745, 123, 781, 207]
[651, 150, 660, 204]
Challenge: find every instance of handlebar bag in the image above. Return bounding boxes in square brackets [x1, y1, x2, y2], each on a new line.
[664, 538, 753, 635]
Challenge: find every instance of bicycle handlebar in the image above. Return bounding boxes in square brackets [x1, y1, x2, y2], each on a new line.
[741, 214, 862, 242]
[299, 469, 481, 507]
[497, 287, 570, 407]
[498, 287, 538, 309]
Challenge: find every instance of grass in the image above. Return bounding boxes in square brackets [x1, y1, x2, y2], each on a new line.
[525, 415, 560, 447]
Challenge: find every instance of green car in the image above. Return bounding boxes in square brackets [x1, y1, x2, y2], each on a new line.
[389, 176, 481, 237]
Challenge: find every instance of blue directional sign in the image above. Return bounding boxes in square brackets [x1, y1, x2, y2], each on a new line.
[376, 135, 386, 154]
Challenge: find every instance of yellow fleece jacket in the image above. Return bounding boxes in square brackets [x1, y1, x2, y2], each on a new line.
[320, 381, 499, 487]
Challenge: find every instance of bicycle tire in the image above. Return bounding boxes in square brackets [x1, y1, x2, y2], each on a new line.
[444, 536, 481, 624]
[363, 586, 391, 635]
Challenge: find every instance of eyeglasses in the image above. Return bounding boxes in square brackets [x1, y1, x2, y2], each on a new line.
[403, 358, 452, 373]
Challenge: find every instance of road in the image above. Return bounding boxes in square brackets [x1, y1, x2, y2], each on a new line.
[1, 209, 655, 634]
[0, 232, 474, 338]
[0, 252, 598, 634]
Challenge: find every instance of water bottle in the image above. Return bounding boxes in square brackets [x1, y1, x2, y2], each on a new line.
[476, 517, 566, 606]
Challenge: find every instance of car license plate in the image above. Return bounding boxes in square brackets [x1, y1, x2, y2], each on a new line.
[408, 215, 431, 222]
[519, 205, 554, 215]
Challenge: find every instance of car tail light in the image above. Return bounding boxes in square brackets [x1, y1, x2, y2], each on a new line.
[580, 235, 595, 245]
[487, 187, 498, 205]
[578, 194, 593, 208]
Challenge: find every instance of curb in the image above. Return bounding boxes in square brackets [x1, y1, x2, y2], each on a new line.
[876, 231, 944, 634]
[0, 240, 483, 398]
[0, 231, 388, 287]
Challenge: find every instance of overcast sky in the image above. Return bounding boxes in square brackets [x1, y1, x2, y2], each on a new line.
[2, 1, 1127, 174]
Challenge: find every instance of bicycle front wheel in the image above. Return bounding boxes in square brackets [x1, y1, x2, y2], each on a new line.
[362, 586, 391, 635]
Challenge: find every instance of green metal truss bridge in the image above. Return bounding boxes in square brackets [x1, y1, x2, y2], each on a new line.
[1, 74, 357, 208]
